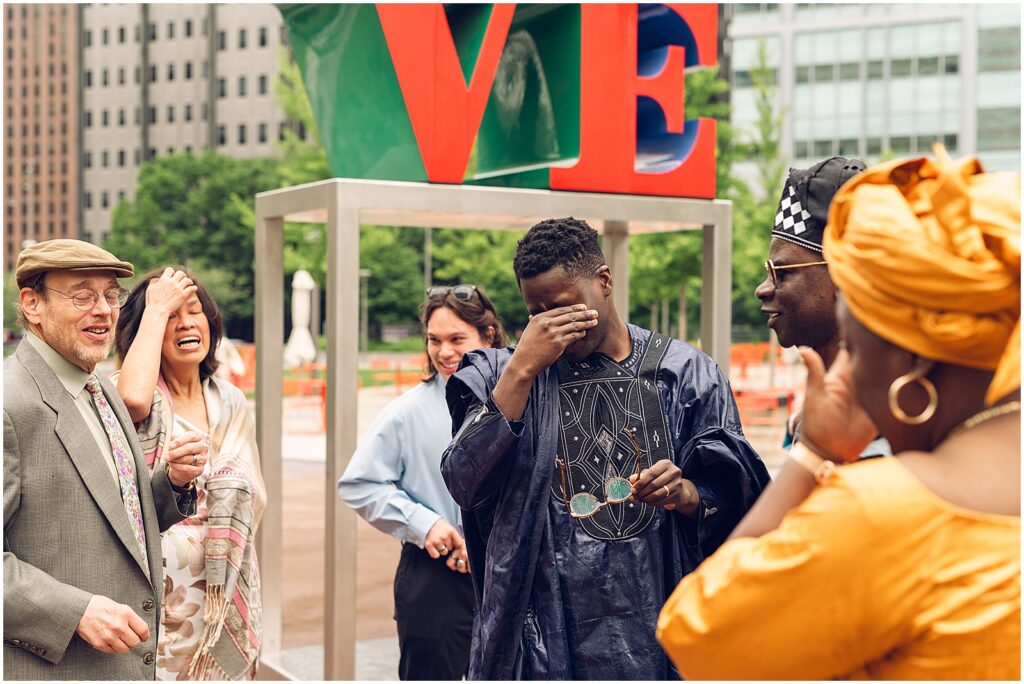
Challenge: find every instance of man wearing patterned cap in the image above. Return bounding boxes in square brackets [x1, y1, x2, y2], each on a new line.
[755, 157, 890, 457]
[4, 239, 207, 679]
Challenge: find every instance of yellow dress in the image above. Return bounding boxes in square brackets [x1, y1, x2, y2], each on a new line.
[657, 458, 1021, 680]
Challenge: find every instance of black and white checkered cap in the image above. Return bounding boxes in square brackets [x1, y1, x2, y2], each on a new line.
[771, 157, 866, 253]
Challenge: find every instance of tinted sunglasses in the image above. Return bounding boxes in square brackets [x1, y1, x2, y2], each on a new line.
[427, 284, 478, 301]
[763, 259, 828, 287]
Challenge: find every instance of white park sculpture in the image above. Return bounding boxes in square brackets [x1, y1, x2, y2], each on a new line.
[283, 269, 318, 368]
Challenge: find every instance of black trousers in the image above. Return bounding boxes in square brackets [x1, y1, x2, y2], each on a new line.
[394, 542, 475, 681]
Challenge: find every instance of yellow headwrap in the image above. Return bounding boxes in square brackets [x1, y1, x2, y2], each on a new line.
[825, 145, 1020, 405]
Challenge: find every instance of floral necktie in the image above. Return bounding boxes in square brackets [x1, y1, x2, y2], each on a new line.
[85, 376, 149, 577]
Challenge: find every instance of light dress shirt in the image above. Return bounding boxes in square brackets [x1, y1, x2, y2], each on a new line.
[26, 331, 120, 485]
[338, 374, 462, 547]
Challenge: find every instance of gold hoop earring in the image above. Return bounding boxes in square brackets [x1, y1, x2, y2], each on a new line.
[888, 370, 938, 425]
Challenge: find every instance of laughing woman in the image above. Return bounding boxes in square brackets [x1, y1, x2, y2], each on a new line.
[113, 267, 266, 681]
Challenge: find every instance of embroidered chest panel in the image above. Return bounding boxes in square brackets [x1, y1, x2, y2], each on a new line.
[551, 333, 672, 541]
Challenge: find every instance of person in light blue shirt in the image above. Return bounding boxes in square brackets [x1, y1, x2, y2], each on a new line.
[338, 285, 508, 681]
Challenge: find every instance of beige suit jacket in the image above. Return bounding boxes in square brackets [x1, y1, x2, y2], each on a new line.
[3, 339, 193, 679]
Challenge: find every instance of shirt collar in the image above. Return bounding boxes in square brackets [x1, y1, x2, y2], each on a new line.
[25, 331, 95, 397]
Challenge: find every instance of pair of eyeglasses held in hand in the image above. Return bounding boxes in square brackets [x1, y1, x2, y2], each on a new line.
[557, 427, 647, 519]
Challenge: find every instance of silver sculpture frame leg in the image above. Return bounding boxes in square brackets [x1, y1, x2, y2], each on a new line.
[253, 179, 732, 680]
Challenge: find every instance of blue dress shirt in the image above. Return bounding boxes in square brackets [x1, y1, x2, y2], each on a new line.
[338, 374, 462, 547]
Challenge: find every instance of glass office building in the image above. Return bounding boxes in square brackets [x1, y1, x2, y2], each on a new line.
[727, 3, 1021, 195]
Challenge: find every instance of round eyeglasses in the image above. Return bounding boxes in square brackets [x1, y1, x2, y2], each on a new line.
[557, 427, 646, 519]
[45, 286, 131, 310]
[426, 284, 478, 301]
[763, 259, 828, 287]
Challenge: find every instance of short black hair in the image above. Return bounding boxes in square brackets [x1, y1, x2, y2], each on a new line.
[115, 267, 222, 381]
[513, 217, 606, 282]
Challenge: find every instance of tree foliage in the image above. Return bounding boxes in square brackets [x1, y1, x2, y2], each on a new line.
[104, 153, 284, 339]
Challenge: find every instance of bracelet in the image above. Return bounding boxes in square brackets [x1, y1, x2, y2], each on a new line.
[788, 443, 836, 485]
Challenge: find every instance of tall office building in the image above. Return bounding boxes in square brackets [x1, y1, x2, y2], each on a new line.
[80, 3, 290, 244]
[726, 3, 1021, 196]
[3, 4, 79, 273]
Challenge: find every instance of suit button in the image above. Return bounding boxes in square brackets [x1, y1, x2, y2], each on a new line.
[142, 599, 155, 612]
[143, 653, 155, 665]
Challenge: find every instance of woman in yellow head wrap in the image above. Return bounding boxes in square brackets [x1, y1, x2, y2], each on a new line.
[656, 146, 1020, 680]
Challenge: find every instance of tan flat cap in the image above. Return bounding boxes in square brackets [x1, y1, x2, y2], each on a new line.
[16, 239, 134, 288]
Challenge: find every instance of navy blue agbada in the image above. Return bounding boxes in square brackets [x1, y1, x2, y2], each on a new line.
[442, 325, 771, 680]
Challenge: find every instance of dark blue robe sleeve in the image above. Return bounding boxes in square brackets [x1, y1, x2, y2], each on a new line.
[666, 348, 771, 566]
[441, 348, 525, 511]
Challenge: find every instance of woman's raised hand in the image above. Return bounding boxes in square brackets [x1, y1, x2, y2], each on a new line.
[798, 346, 876, 463]
[145, 267, 198, 316]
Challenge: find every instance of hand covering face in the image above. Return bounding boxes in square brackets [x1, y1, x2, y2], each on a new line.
[825, 144, 1020, 405]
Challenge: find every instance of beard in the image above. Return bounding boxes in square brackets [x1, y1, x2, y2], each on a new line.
[42, 318, 113, 371]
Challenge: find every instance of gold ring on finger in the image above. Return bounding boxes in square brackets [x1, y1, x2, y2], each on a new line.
[192, 454, 198, 466]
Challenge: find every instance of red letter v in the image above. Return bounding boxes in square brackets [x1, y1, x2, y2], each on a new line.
[377, 4, 516, 183]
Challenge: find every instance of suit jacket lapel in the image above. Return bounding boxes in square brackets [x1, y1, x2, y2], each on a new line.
[16, 342, 153, 582]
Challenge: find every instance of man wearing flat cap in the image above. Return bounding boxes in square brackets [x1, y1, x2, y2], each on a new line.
[755, 158, 890, 457]
[4, 239, 208, 679]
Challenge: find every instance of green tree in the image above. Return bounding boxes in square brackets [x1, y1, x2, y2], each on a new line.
[432, 228, 527, 333]
[104, 152, 283, 338]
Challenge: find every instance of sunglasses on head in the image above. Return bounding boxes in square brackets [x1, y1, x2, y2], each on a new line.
[427, 284, 478, 301]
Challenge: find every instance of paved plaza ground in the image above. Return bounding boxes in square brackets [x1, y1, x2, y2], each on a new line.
[272, 374, 795, 679]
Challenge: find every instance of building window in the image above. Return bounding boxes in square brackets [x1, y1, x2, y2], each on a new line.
[148, 106, 156, 124]
[148, 147, 157, 160]
[101, 150, 109, 168]
[239, 28, 247, 49]
[167, 21, 175, 40]
[118, 190, 125, 202]
[118, 67, 125, 85]
[979, 27, 1021, 72]
[258, 74, 268, 95]
[918, 56, 939, 76]
[118, 26, 125, 44]
[795, 65, 810, 84]
[102, 110, 109, 127]
[185, 145, 193, 154]
[813, 64, 834, 82]
[258, 122, 268, 143]
[218, 31, 226, 50]
[944, 54, 959, 75]
[118, 108, 126, 126]
[84, 29, 92, 47]
[101, 192, 109, 209]
[134, 107, 140, 124]
[185, 20, 193, 38]
[148, 23, 157, 41]
[838, 139, 859, 156]
[977, 107, 1021, 151]
[149, 65, 157, 83]
[167, 105, 175, 123]
[135, 66, 141, 83]
[134, 149, 141, 164]
[218, 79, 226, 98]
[238, 124, 247, 144]
[259, 26, 268, 47]
[838, 62, 859, 81]
[217, 125, 226, 146]
[167, 146, 174, 155]
[202, 61, 209, 78]
[891, 58, 912, 78]
[84, 192, 92, 209]
[135, 24, 140, 42]
[185, 61, 192, 80]
[118, 149, 126, 167]
[101, 68, 109, 86]
[84, 151, 92, 169]
[85, 70, 92, 87]
[202, 103, 208, 121]
[890, 136, 911, 155]
[238, 76, 247, 97]
[813, 139, 832, 157]
[184, 104, 192, 122]
[167, 63, 175, 81]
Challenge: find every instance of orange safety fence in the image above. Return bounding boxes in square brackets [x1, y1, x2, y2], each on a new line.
[733, 387, 795, 427]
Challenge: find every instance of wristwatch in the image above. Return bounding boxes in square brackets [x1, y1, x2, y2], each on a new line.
[788, 443, 836, 485]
